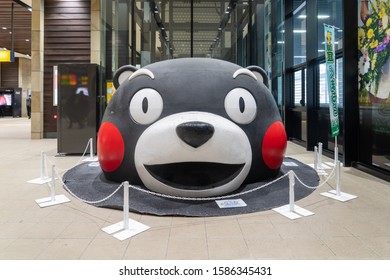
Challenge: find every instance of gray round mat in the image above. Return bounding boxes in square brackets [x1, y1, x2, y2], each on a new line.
[62, 157, 319, 217]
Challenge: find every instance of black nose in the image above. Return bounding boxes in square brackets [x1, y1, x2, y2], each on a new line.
[176, 121, 215, 148]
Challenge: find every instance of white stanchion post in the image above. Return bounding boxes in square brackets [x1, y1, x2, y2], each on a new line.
[35, 164, 70, 208]
[314, 146, 318, 170]
[272, 171, 314, 219]
[336, 160, 341, 196]
[83, 138, 98, 162]
[318, 142, 323, 169]
[101, 182, 149, 240]
[50, 164, 56, 201]
[334, 146, 341, 196]
[123, 181, 130, 230]
[89, 138, 94, 160]
[27, 151, 52, 184]
[320, 145, 357, 202]
[289, 171, 295, 212]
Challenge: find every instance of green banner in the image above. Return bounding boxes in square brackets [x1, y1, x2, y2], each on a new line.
[324, 25, 340, 137]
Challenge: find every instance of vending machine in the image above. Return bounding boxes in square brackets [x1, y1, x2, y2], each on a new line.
[57, 64, 99, 154]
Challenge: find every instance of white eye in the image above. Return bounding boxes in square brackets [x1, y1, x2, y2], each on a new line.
[129, 88, 163, 125]
[224, 88, 257, 124]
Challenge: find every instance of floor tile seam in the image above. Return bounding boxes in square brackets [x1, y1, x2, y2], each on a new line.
[288, 235, 338, 259]
[17, 238, 56, 260]
[72, 217, 104, 260]
[204, 218, 211, 260]
[354, 235, 389, 258]
[236, 216, 255, 260]
[318, 235, 382, 258]
[162, 216, 174, 260]
[34, 238, 90, 259]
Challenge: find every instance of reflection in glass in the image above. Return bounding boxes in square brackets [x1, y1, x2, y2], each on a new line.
[319, 58, 343, 107]
[317, 0, 343, 56]
[293, 3, 306, 65]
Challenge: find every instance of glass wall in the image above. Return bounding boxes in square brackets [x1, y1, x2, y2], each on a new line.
[287, 2, 307, 143]
[285, 0, 345, 154]
[293, 3, 306, 65]
[358, 0, 390, 173]
[101, 0, 285, 107]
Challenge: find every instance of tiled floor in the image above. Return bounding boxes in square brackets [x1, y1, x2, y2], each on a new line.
[1, 117, 390, 260]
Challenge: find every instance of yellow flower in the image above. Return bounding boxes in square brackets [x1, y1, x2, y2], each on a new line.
[367, 29, 374, 39]
[379, 8, 386, 19]
[366, 17, 373, 27]
[371, 53, 377, 70]
[370, 39, 379, 48]
[358, 28, 366, 46]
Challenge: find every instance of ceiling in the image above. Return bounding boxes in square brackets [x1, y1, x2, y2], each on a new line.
[0, 0, 32, 57]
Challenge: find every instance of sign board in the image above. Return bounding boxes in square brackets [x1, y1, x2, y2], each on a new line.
[324, 24, 340, 137]
[0, 50, 14, 62]
[215, 199, 247, 209]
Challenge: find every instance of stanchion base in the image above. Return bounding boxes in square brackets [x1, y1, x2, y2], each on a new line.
[273, 204, 315, 220]
[320, 190, 357, 202]
[27, 177, 52, 184]
[82, 157, 98, 162]
[102, 219, 150, 241]
[35, 194, 71, 208]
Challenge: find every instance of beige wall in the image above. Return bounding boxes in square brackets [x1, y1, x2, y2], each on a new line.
[31, 0, 44, 139]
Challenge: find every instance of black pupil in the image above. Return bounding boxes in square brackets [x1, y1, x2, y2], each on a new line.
[239, 96, 245, 113]
[142, 97, 148, 113]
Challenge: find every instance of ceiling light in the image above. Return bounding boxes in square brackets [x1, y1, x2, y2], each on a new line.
[293, 30, 306, 33]
[2, 27, 7, 30]
[318, 15, 330, 19]
[298, 15, 330, 19]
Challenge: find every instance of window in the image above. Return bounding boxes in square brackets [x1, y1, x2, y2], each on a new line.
[293, 3, 306, 65]
[294, 69, 306, 106]
[317, 0, 343, 56]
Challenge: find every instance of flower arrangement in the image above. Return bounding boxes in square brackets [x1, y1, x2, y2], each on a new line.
[358, 0, 390, 100]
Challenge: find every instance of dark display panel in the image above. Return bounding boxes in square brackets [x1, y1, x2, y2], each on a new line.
[57, 64, 99, 154]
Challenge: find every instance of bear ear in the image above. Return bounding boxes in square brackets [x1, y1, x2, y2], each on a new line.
[113, 65, 138, 89]
[246, 66, 269, 88]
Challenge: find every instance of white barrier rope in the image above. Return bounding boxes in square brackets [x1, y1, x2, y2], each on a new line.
[42, 138, 340, 205]
[55, 167, 124, 204]
[46, 138, 93, 174]
[293, 164, 337, 190]
[127, 171, 291, 201]
[55, 163, 335, 205]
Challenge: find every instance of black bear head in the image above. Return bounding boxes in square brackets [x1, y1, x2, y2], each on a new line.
[98, 58, 286, 197]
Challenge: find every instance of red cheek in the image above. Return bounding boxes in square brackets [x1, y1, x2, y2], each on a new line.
[262, 121, 287, 169]
[97, 122, 125, 172]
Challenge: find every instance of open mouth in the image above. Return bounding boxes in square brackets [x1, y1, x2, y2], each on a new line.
[144, 162, 245, 190]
